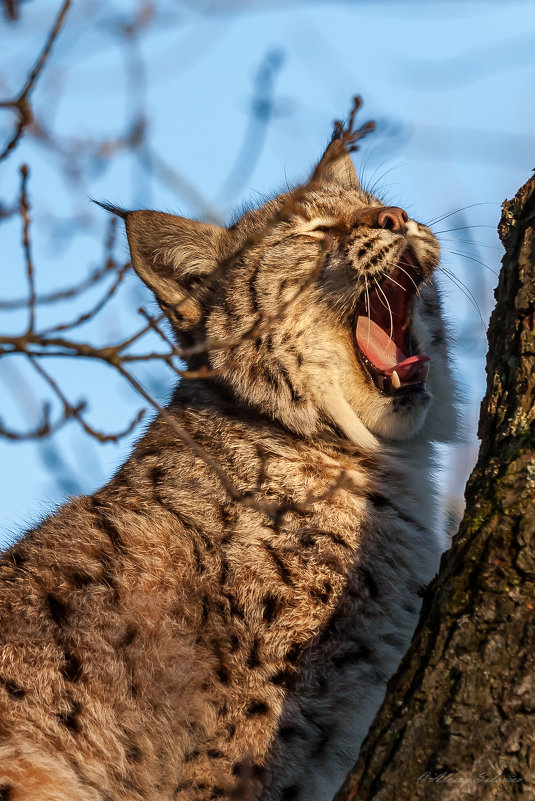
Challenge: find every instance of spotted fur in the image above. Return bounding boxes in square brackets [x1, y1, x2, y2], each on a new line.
[0, 134, 457, 800]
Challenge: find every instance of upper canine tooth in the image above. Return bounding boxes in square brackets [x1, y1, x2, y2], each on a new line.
[391, 370, 401, 389]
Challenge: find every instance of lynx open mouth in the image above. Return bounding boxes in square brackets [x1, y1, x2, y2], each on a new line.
[354, 249, 430, 397]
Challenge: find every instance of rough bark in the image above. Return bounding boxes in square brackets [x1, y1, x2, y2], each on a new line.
[335, 173, 535, 800]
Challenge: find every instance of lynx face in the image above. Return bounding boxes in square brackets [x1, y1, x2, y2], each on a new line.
[126, 137, 454, 449]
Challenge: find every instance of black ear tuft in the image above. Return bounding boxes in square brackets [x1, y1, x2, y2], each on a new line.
[330, 96, 375, 153]
[309, 96, 375, 190]
[91, 199, 129, 220]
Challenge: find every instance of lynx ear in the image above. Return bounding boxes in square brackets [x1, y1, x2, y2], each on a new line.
[125, 210, 226, 329]
[310, 138, 360, 189]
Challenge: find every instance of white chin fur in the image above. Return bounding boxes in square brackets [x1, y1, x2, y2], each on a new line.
[358, 387, 431, 441]
[335, 362, 431, 443]
[372, 405, 430, 441]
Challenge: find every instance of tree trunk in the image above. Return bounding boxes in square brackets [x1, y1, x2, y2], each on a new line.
[335, 172, 535, 800]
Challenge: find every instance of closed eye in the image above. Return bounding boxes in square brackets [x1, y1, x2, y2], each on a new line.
[288, 218, 339, 239]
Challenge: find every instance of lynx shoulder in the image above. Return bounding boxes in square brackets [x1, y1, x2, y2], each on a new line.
[0, 113, 457, 801]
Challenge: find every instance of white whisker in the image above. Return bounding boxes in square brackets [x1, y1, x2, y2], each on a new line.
[424, 202, 496, 227]
[438, 237, 500, 251]
[380, 270, 407, 292]
[364, 275, 371, 349]
[442, 248, 499, 278]
[394, 263, 421, 297]
[373, 277, 394, 340]
[434, 225, 494, 234]
[438, 266, 485, 329]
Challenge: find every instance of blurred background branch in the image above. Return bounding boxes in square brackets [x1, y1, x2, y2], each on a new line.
[0, 0, 70, 161]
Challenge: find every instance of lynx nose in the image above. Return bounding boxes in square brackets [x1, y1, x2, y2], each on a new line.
[377, 207, 408, 233]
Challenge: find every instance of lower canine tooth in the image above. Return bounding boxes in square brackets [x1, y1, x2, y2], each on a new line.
[391, 370, 401, 389]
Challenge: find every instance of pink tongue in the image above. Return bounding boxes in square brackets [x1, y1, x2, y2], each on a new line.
[393, 354, 431, 383]
[356, 317, 405, 370]
[356, 317, 430, 384]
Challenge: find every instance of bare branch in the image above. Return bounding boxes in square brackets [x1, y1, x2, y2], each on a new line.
[40, 261, 131, 336]
[26, 355, 145, 444]
[0, 0, 71, 162]
[1, 0, 18, 22]
[0, 401, 82, 441]
[0, 262, 123, 311]
[0, 218, 121, 311]
[18, 165, 35, 332]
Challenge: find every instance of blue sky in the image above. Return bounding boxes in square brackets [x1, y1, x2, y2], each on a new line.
[1, 0, 534, 545]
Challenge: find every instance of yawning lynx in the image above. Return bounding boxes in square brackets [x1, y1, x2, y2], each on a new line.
[0, 102, 457, 801]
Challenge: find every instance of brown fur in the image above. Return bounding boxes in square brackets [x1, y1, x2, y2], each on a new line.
[0, 133, 457, 800]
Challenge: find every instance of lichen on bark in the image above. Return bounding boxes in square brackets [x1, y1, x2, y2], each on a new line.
[334, 173, 535, 801]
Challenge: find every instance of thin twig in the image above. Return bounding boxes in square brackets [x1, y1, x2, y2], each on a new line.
[0, 0, 71, 162]
[18, 165, 35, 332]
[26, 354, 145, 443]
[0, 401, 81, 441]
[40, 262, 131, 336]
[0, 260, 124, 310]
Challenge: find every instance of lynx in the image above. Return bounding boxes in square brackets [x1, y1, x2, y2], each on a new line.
[0, 104, 457, 801]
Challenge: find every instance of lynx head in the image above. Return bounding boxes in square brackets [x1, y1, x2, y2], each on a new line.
[119, 104, 456, 450]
